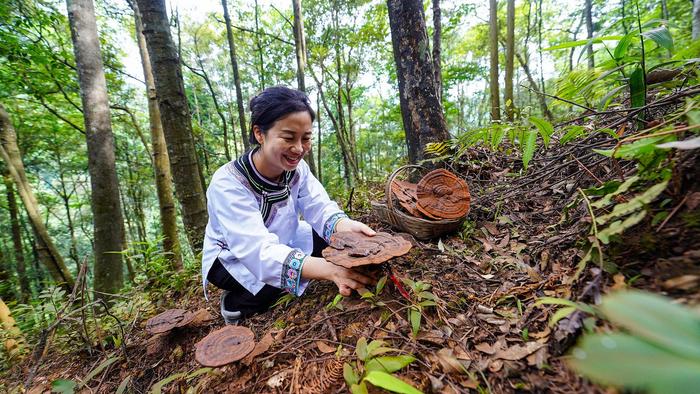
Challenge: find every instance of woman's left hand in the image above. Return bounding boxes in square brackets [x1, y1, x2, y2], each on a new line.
[335, 218, 376, 236]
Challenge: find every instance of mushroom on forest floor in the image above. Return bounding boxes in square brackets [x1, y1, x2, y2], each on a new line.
[195, 325, 256, 367]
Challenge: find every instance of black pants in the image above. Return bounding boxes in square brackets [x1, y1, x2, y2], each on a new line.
[207, 230, 328, 318]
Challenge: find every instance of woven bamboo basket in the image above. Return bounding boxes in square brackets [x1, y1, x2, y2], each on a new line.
[371, 165, 467, 240]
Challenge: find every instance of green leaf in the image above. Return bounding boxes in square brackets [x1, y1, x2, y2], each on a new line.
[491, 124, 506, 148]
[597, 210, 647, 244]
[593, 136, 671, 160]
[150, 372, 187, 394]
[418, 291, 436, 301]
[560, 125, 586, 145]
[344, 362, 360, 386]
[419, 300, 437, 307]
[613, 32, 636, 60]
[599, 291, 700, 359]
[642, 26, 674, 52]
[356, 337, 368, 361]
[591, 176, 640, 209]
[365, 355, 416, 373]
[535, 297, 578, 308]
[82, 356, 119, 386]
[351, 382, 369, 394]
[51, 379, 77, 394]
[529, 116, 553, 148]
[544, 35, 623, 51]
[365, 339, 388, 357]
[549, 306, 577, 327]
[363, 371, 423, 394]
[408, 307, 421, 338]
[115, 376, 131, 394]
[596, 180, 668, 225]
[629, 67, 646, 109]
[522, 129, 538, 170]
[569, 333, 700, 394]
[598, 85, 627, 110]
[375, 276, 387, 296]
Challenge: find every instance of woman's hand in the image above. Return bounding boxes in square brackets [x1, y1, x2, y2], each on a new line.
[301, 256, 375, 296]
[334, 218, 376, 236]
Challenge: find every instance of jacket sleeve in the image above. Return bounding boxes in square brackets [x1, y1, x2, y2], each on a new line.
[294, 160, 347, 243]
[207, 174, 308, 296]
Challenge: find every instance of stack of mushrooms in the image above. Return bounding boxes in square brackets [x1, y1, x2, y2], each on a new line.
[322, 232, 412, 268]
[394, 169, 471, 220]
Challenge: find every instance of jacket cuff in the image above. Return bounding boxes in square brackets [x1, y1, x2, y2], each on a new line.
[323, 212, 348, 243]
[281, 249, 307, 296]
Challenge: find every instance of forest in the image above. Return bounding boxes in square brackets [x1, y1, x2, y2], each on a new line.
[1, 0, 699, 392]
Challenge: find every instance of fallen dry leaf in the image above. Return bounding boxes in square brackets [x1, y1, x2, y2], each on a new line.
[315, 340, 337, 354]
[488, 359, 503, 372]
[435, 348, 470, 374]
[610, 273, 627, 290]
[266, 371, 287, 389]
[483, 222, 500, 236]
[493, 342, 544, 361]
[661, 275, 700, 290]
[526, 346, 549, 368]
[417, 329, 446, 345]
[243, 332, 275, 365]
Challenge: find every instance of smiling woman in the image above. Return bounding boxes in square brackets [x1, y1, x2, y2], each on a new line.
[201, 86, 377, 325]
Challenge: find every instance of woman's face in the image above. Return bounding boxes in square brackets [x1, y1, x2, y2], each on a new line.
[253, 111, 313, 179]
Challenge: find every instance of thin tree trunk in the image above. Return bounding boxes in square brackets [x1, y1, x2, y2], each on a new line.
[132, 0, 182, 269]
[515, 52, 554, 121]
[254, 0, 265, 90]
[136, 0, 208, 254]
[291, 0, 316, 176]
[66, 0, 126, 296]
[316, 90, 322, 183]
[3, 172, 30, 303]
[0, 105, 74, 289]
[505, 0, 515, 121]
[221, 0, 250, 152]
[432, 0, 442, 102]
[489, 0, 501, 122]
[694, 0, 700, 40]
[585, 0, 594, 68]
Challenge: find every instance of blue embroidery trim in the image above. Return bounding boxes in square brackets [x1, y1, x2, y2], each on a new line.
[323, 212, 348, 243]
[281, 249, 306, 296]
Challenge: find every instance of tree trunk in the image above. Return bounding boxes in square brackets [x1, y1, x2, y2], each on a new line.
[3, 172, 30, 302]
[0, 105, 74, 289]
[221, 0, 250, 152]
[136, 0, 208, 254]
[505, 0, 515, 121]
[66, 0, 126, 296]
[585, 0, 594, 68]
[254, 0, 265, 90]
[291, 0, 316, 177]
[488, 0, 501, 122]
[0, 297, 24, 362]
[432, 0, 442, 102]
[132, 0, 182, 270]
[515, 51, 554, 121]
[694, 0, 700, 40]
[316, 90, 322, 183]
[387, 0, 449, 164]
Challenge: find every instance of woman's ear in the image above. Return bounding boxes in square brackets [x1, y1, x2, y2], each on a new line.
[253, 126, 264, 145]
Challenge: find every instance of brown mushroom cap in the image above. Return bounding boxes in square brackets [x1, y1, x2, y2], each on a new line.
[416, 169, 471, 220]
[145, 309, 196, 334]
[391, 179, 422, 217]
[322, 231, 412, 268]
[195, 325, 256, 367]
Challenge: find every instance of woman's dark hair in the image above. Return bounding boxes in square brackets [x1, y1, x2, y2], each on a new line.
[249, 86, 315, 145]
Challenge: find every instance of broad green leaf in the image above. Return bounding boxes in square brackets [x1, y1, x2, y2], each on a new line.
[150, 372, 187, 394]
[593, 136, 671, 160]
[365, 355, 416, 373]
[629, 67, 646, 109]
[356, 337, 368, 361]
[613, 32, 635, 60]
[597, 210, 647, 244]
[544, 35, 623, 51]
[51, 379, 77, 394]
[598, 85, 627, 110]
[686, 110, 700, 128]
[522, 129, 538, 170]
[368, 346, 397, 357]
[591, 176, 639, 209]
[535, 297, 578, 308]
[569, 333, 700, 394]
[418, 291, 436, 301]
[491, 124, 506, 148]
[599, 291, 700, 359]
[642, 26, 674, 52]
[529, 116, 553, 147]
[419, 300, 437, 307]
[560, 125, 586, 145]
[365, 339, 388, 357]
[344, 362, 360, 386]
[596, 180, 668, 225]
[408, 307, 421, 338]
[363, 371, 423, 394]
[350, 382, 369, 394]
[549, 306, 577, 327]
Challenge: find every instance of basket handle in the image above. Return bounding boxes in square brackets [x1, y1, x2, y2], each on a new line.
[385, 164, 425, 224]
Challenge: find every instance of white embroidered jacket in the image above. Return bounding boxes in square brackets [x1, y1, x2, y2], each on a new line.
[201, 149, 346, 298]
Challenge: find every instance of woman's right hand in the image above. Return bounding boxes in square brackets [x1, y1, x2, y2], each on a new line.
[301, 256, 375, 296]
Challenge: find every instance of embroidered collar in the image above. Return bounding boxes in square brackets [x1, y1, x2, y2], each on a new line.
[233, 147, 295, 194]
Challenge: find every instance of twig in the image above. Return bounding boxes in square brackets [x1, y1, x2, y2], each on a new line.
[656, 193, 689, 232]
[521, 84, 596, 112]
[573, 155, 603, 185]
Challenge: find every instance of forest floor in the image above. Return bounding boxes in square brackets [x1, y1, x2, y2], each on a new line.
[5, 93, 700, 393]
